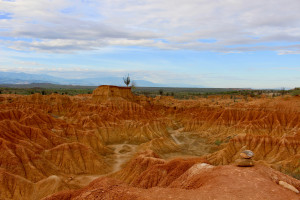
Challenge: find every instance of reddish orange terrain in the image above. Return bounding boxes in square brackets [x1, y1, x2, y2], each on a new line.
[0, 85, 299, 200]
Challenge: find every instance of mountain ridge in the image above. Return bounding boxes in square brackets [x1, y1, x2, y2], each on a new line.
[0, 72, 164, 87]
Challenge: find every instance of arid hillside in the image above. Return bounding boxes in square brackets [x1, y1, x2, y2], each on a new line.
[0, 85, 299, 200]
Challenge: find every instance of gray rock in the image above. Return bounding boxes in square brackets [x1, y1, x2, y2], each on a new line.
[240, 150, 254, 159]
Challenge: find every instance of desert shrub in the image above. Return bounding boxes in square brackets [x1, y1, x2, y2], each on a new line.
[159, 89, 163, 95]
[291, 89, 300, 96]
[215, 140, 223, 146]
[292, 173, 300, 180]
[282, 169, 300, 180]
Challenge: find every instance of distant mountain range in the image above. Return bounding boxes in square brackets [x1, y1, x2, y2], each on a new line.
[0, 72, 206, 87]
[0, 72, 167, 87]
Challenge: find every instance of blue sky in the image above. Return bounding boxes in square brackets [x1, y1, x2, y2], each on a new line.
[0, 0, 300, 88]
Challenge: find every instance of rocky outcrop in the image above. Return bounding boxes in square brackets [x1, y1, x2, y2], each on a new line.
[92, 85, 135, 103]
[0, 168, 70, 200]
[44, 142, 111, 174]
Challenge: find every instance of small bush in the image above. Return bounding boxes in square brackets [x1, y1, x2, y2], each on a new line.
[215, 140, 223, 146]
[159, 89, 163, 95]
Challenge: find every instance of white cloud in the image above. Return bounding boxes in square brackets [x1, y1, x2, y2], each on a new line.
[1, 0, 300, 53]
[277, 50, 300, 55]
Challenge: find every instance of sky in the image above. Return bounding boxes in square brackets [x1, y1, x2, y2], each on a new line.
[0, 0, 300, 88]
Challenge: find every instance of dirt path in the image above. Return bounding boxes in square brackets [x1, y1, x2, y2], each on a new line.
[164, 126, 216, 159]
[107, 144, 139, 172]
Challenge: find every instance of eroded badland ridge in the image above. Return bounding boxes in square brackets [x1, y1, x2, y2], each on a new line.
[0, 85, 299, 199]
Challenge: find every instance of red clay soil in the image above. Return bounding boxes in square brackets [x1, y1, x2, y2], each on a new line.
[1, 86, 300, 199]
[44, 156, 300, 200]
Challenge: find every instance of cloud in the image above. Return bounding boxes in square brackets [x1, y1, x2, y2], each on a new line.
[1, 0, 300, 53]
[277, 50, 300, 55]
[272, 67, 300, 71]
